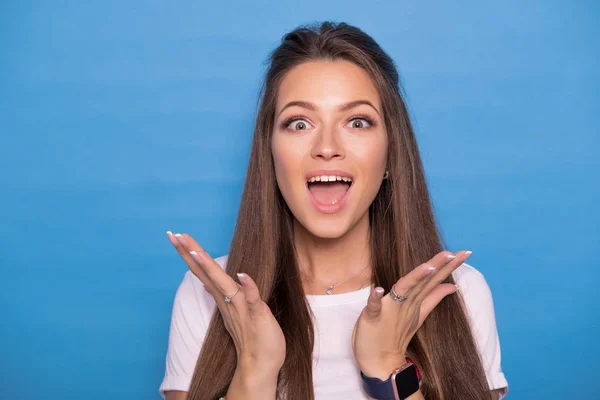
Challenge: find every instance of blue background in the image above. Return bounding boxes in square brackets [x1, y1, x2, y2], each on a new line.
[1, 1, 598, 399]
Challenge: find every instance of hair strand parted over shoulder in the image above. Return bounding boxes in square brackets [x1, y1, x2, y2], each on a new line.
[187, 21, 493, 400]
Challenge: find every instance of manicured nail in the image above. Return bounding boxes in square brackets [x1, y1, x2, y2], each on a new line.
[174, 233, 186, 245]
[454, 284, 461, 293]
[424, 264, 436, 275]
[375, 287, 384, 297]
[189, 251, 201, 262]
[166, 231, 177, 245]
[465, 250, 472, 256]
[446, 254, 457, 260]
[237, 273, 247, 285]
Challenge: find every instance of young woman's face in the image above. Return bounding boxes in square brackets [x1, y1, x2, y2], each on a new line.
[272, 59, 388, 239]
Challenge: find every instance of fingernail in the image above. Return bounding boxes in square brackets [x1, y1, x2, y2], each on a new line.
[189, 250, 201, 262]
[446, 254, 457, 261]
[375, 287, 384, 297]
[166, 231, 176, 244]
[174, 233, 186, 245]
[454, 284, 461, 293]
[424, 264, 436, 275]
[465, 250, 472, 256]
[237, 273, 247, 285]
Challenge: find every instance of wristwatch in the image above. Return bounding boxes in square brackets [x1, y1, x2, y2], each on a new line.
[360, 358, 422, 400]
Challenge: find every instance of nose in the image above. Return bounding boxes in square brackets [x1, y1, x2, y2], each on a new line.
[310, 125, 345, 161]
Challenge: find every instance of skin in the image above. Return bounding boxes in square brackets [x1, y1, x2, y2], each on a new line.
[272, 60, 387, 293]
[165, 60, 481, 399]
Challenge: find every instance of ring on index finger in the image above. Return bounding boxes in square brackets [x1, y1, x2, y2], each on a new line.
[223, 284, 241, 304]
[389, 284, 409, 302]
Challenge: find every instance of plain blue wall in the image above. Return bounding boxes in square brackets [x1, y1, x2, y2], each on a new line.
[1, 1, 598, 399]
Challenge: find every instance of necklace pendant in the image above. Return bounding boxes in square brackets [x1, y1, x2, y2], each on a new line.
[326, 285, 334, 295]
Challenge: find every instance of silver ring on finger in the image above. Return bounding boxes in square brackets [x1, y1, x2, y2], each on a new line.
[389, 284, 409, 302]
[223, 284, 241, 304]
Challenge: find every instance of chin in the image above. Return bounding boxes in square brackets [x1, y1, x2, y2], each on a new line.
[295, 212, 358, 240]
[307, 223, 351, 240]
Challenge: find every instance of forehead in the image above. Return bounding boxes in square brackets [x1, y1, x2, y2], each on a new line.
[276, 59, 381, 113]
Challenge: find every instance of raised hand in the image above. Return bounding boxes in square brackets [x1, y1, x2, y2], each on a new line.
[166, 231, 285, 395]
[352, 250, 471, 379]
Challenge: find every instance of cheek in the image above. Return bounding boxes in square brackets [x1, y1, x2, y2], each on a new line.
[271, 138, 304, 195]
[350, 136, 388, 173]
[349, 136, 388, 208]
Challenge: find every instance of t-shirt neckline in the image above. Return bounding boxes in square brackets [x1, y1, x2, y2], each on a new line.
[305, 285, 372, 307]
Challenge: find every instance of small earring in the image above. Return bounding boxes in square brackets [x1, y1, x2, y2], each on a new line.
[383, 170, 389, 180]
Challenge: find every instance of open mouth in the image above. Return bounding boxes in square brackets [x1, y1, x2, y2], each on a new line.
[306, 175, 353, 206]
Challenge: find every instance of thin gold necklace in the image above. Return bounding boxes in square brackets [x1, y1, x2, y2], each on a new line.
[300, 264, 371, 295]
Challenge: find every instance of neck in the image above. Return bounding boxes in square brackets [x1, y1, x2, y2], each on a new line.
[293, 212, 371, 293]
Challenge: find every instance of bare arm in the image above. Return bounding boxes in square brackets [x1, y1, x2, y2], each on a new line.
[165, 383, 501, 399]
[165, 233, 283, 400]
[407, 390, 425, 400]
[402, 387, 505, 399]
[222, 367, 277, 399]
[368, 390, 424, 400]
[162, 365, 277, 400]
[164, 391, 187, 400]
[163, 368, 276, 400]
[369, 388, 502, 400]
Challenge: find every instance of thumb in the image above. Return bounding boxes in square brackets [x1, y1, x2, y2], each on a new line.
[237, 273, 267, 316]
[364, 286, 385, 320]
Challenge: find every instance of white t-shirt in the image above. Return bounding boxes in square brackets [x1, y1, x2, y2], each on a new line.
[159, 255, 509, 399]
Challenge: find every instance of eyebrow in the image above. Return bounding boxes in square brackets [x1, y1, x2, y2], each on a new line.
[277, 100, 380, 118]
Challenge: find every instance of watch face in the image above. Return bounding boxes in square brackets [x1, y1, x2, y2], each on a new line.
[393, 364, 420, 399]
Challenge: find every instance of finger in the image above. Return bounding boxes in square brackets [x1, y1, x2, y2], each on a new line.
[174, 233, 217, 285]
[237, 273, 266, 317]
[391, 252, 454, 297]
[188, 246, 243, 304]
[167, 231, 212, 285]
[403, 250, 456, 296]
[166, 231, 244, 310]
[364, 286, 385, 320]
[171, 233, 237, 299]
[176, 233, 203, 252]
[416, 250, 471, 301]
[419, 283, 460, 325]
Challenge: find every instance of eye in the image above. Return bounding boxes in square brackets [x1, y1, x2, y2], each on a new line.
[281, 116, 314, 131]
[347, 117, 374, 129]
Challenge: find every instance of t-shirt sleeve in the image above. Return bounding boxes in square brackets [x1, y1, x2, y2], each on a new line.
[158, 269, 217, 398]
[453, 263, 509, 399]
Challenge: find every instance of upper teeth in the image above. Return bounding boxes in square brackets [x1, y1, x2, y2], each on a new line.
[308, 175, 353, 183]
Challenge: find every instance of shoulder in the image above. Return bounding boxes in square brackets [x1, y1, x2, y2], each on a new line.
[452, 262, 502, 332]
[451, 261, 499, 341]
[452, 262, 493, 305]
[179, 254, 229, 289]
[452, 262, 509, 398]
[158, 254, 229, 397]
[167, 253, 230, 349]
[175, 254, 229, 319]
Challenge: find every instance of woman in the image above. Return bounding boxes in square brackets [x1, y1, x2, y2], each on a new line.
[159, 21, 508, 400]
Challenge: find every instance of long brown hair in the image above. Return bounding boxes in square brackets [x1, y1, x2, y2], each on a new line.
[188, 21, 492, 400]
